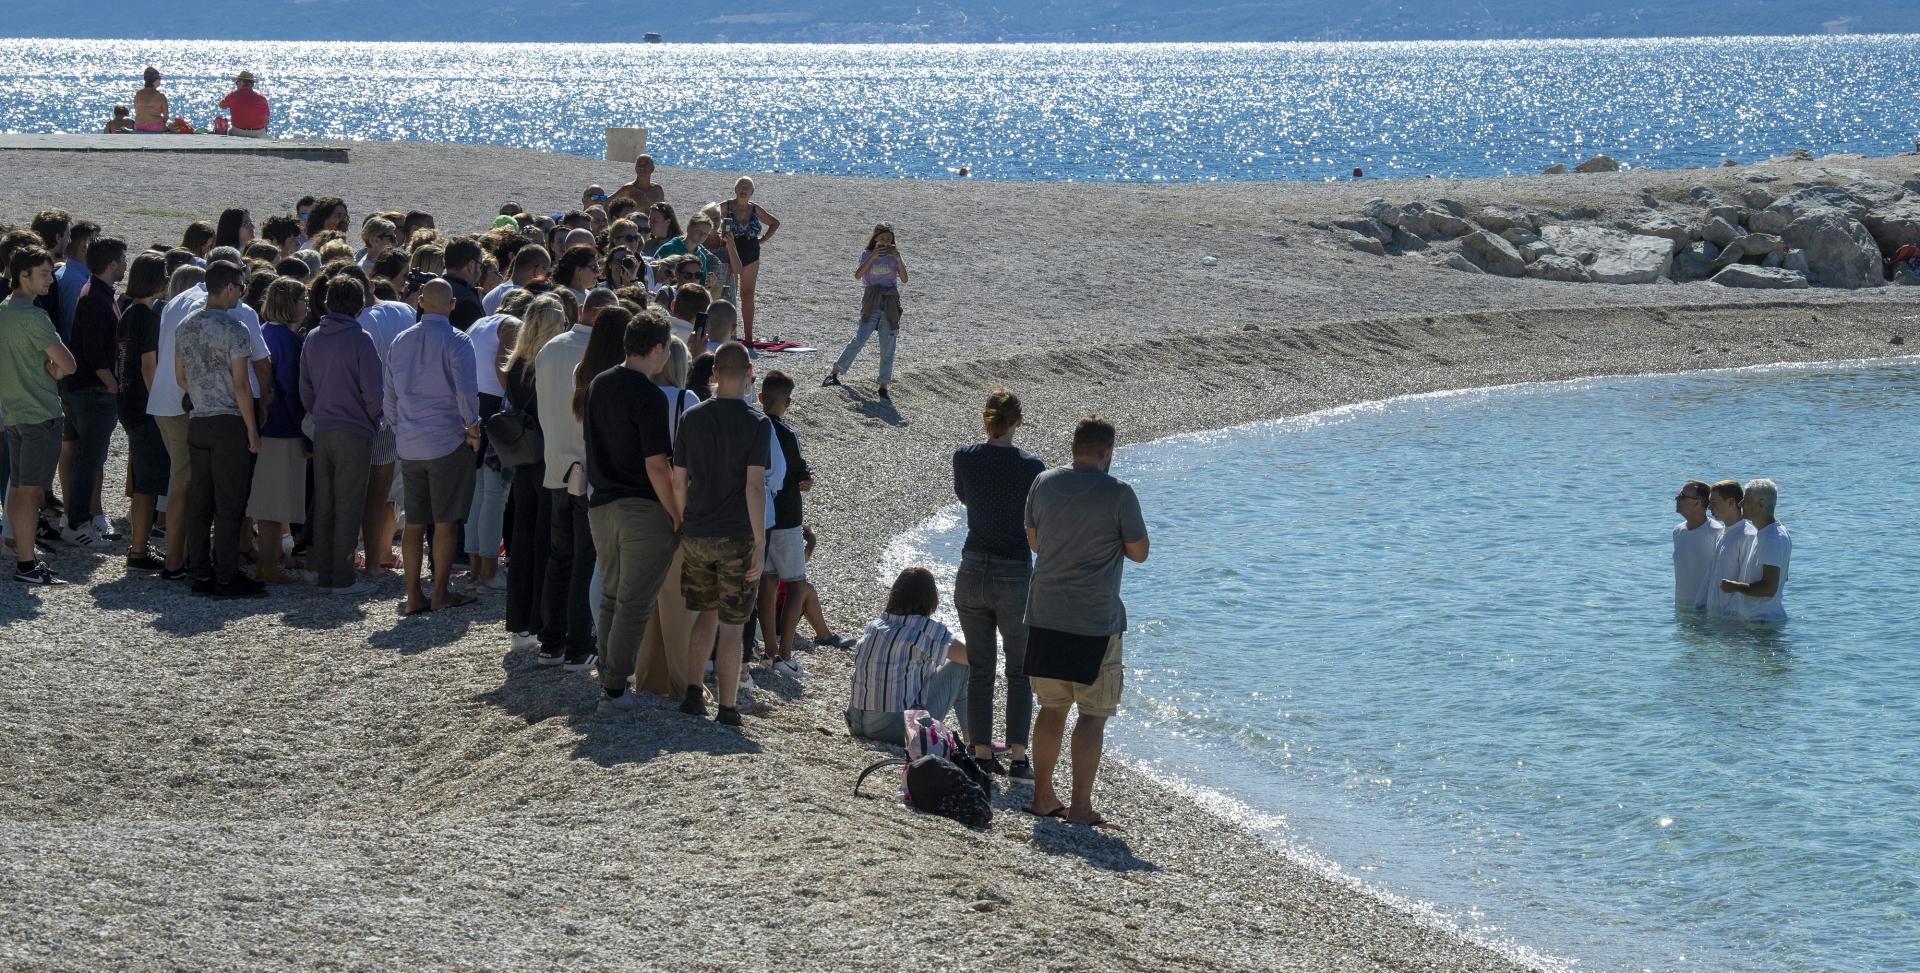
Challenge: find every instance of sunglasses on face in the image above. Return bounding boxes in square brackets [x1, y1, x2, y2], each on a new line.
[618, 233, 641, 242]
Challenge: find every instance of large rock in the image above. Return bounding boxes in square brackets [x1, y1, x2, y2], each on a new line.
[1362, 200, 1438, 238]
[1520, 240, 1556, 263]
[1538, 225, 1678, 284]
[1574, 154, 1621, 173]
[1462, 231, 1528, 276]
[1345, 233, 1386, 255]
[1860, 198, 1920, 252]
[1477, 205, 1541, 233]
[1781, 213, 1886, 288]
[1734, 233, 1785, 257]
[1501, 227, 1541, 246]
[1845, 179, 1907, 209]
[1622, 214, 1695, 246]
[1746, 209, 1792, 235]
[1541, 163, 1567, 175]
[1782, 250, 1811, 276]
[1429, 212, 1477, 238]
[1737, 187, 1774, 209]
[1334, 217, 1393, 244]
[1701, 217, 1742, 247]
[1526, 255, 1592, 282]
[1767, 185, 1869, 222]
[1710, 265, 1811, 289]
[1440, 253, 1484, 274]
[1391, 227, 1429, 252]
[1428, 198, 1469, 218]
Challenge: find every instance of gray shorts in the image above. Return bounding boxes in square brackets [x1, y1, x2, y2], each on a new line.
[3, 418, 62, 490]
[765, 525, 807, 581]
[401, 444, 476, 526]
[371, 426, 398, 467]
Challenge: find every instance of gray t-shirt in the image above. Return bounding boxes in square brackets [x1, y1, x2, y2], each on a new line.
[1024, 466, 1148, 636]
[175, 307, 253, 418]
[672, 396, 772, 539]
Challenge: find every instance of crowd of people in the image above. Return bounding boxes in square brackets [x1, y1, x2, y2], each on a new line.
[0, 169, 1151, 821]
[1672, 477, 1791, 622]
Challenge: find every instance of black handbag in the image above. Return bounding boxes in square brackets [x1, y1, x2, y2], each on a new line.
[485, 409, 543, 468]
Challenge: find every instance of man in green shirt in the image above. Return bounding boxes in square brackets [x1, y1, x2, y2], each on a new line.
[1, 246, 78, 585]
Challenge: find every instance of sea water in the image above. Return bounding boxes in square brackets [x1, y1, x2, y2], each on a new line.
[0, 36, 1916, 181]
[889, 359, 1920, 973]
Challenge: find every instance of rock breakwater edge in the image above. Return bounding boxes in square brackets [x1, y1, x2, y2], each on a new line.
[2, 141, 1915, 972]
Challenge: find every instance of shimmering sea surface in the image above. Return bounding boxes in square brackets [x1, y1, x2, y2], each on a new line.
[890, 359, 1920, 973]
[1, 36, 1917, 181]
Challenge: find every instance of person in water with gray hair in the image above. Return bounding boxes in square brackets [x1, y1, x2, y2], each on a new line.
[1719, 478, 1790, 623]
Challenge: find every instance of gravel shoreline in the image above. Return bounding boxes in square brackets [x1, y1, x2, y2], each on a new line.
[2, 142, 1914, 972]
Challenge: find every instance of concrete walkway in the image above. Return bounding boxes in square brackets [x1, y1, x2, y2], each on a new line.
[0, 133, 350, 161]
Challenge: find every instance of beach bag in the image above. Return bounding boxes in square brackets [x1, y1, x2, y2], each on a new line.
[485, 409, 543, 468]
[851, 710, 992, 825]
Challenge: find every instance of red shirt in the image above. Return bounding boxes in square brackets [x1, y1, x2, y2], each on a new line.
[219, 88, 269, 130]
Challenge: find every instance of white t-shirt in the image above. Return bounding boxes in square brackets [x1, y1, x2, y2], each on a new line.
[466, 313, 511, 397]
[482, 281, 519, 316]
[1672, 518, 1723, 608]
[668, 316, 695, 344]
[1698, 518, 1757, 617]
[1738, 522, 1791, 623]
[148, 284, 271, 415]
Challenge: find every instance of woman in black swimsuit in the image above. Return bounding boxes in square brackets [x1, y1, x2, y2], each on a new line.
[723, 176, 779, 343]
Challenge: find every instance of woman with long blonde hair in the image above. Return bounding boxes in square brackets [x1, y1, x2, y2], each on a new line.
[503, 293, 570, 645]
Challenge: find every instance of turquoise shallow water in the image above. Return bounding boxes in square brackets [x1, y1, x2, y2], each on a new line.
[1, 36, 1917, 181]
[893, 359, 1920, 973]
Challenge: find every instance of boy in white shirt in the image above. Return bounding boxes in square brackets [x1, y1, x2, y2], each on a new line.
[1697, 479, 1756, 617]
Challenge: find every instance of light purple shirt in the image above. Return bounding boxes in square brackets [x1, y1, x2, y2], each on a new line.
[383, 313, 478, 462]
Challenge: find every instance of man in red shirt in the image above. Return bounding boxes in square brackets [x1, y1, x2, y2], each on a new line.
[219, 71, 270, 138]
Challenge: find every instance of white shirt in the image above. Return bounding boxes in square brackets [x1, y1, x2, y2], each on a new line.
[1737, 522, 1791, 623]
[148, 283, 270, 415]
[482, 281, 519, 316]
[1698, 519, 1757, 617]
[466, 313, 511, 397]
[668, 316, 694, 344]
[534, 324, 592, 489]
[1672, 518, 1723, 608]
[658, 384, 699, 446]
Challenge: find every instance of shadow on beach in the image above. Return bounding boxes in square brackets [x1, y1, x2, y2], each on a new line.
[91, 572, 280, 635]
[839, 388, 908, 428]
[1027, 814, 1159, 873]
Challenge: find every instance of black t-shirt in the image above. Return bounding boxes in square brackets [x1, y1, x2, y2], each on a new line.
[116, 300, 160, 424]
[673, 396, 771, 539]
[953, 442, 1045, 561]
[583, 365, 670, 507]
[771, 416, 811, 530]
[447, 275, 485, 332]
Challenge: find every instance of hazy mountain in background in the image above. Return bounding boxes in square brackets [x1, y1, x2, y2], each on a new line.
[24, 0, 1920, 42]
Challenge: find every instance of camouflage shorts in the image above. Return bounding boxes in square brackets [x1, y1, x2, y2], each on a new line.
[679, 534, 758, 624]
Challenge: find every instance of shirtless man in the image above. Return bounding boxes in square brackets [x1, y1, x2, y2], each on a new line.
[132, 67, 168, 133]
[611, 154, 667, 208]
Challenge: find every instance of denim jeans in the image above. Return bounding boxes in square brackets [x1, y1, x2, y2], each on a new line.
[956, 552, 1034, 748]
[463, 464, 510, 558]
[62, 388, 117, 529]
[833, 307, 897, 386]
[844, 661, 970, 746]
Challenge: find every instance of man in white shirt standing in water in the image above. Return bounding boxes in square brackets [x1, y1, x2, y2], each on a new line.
[1720, 478, 1790, 623]
[1672, 480, 1721, 610]
[1696, 479, 1756, 618]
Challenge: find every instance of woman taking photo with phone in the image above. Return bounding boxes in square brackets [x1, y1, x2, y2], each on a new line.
[823, 223, 906, 400]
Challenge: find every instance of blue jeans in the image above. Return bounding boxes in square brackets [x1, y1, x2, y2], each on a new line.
[845, 661, 970, 745]
[833, 307, 897, 386]
[956, 552, 1034, 748]
[63, 388, 117, 529]
[464, 464, 510, 558]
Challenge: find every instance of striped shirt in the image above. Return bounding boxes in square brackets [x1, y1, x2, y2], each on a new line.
[847, 614, 956, 713]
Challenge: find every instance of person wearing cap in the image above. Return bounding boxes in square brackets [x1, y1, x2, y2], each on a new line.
[219, 71, 270, 139]
[132, 67, 168, 133]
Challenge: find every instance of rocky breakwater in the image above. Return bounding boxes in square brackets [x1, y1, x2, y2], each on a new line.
[1326, 167, 1920, 291]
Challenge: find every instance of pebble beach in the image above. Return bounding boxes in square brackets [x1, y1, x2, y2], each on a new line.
[2, 141, 1915, 972]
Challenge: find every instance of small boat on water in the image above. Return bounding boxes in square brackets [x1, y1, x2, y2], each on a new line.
[643, 32, 663, 43]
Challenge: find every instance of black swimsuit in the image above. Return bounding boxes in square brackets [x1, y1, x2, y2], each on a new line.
[726, 200, 763, 266]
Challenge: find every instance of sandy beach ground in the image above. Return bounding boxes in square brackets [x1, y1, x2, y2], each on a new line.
[1, 142, 1914, 972]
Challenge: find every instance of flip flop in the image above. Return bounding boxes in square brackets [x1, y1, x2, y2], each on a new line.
[1070, 814, 1124, 831]
[403, 603, 434, 617]
[1021, 804, 1067, 819]
[438, 592, 479, 610]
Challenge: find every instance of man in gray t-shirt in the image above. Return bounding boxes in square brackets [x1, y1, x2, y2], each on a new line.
[1022, 417, 1148, 827]
[172, 261, 263, 596]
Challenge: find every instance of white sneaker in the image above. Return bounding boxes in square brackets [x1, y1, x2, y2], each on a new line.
[510, 631, 538, 651]
[774, 658, 805, 679]
[738, 671, 758, 691]
[61, 525, 110, 549]
[330, 578, 375, 596]
[602, 690, 641, 711]
[93, 515, 118, 538]
[486, 571, 508, 591]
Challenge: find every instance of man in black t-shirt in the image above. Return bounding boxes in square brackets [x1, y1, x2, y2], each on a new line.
[756, 370, 814, 672]
[672, 342, 770, 727]
[583, 310, 680, 711]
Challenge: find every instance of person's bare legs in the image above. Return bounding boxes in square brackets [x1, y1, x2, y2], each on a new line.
[258, 519, 286, 579]
[778, 579, 813, 657]
[402, 524, 428, 613]
[738, 261, 759, 342]
[1065, 713, 1109, 825]
[361, 462, 394, 577]
[56, 441, 75, 526]
[7, 486, 44, 565]
[429, 522, 458, 608]
[800, 585, 833, 640]
[757, 576, 783, 662]
[1027, 703, 1070, 815]
[128, 493, 156, 557]
[688, 610, 745, 707]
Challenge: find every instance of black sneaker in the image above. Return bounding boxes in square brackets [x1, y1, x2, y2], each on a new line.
[563, 650, 596, 671]
[214, 576, 269, 599]
[12, 561, 67, 586]
[126, 552, 166, 572]
[1008, 759, 1034, 783]
[821, 372, 840, 387]
[536, 648, 566, 666]
[816, 632, 856, 649]
[679, 686, 708, 717]
[975, 753, 1009, 776]
[877, 386, 890, 400]
[35, 521, 63, 547]
[715, 706, 743, 727]
[190, 576, 219, 597]
[160, 567, 190, 582]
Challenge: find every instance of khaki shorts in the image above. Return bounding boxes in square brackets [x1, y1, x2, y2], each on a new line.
[1031, 635, 1124, 718]
[155, 413, 193, 500]
[679, 534, 757, 624]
